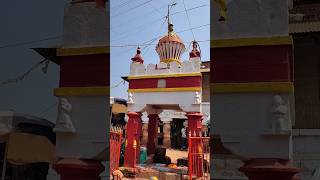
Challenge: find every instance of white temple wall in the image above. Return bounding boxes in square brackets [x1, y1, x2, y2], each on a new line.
[55, 96, 107, 159]
[130, 60, 201, 76]
[62, 2, 108, 47]
[128, 91, 202, 112]
[211, 0, 289, 39]
[212, 93, 294, 159]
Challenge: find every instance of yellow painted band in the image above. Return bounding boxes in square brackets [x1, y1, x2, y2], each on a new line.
[54, 87, 109, 96]
[128, 87, 201, 92]
[56, 46, 109, 56]
[211, 82, 294, 93]
[211, 36, 293, 48]
[128, 72, 201, 80]
[160, 58, 181, 65]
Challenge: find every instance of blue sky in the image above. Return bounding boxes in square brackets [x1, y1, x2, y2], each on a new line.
[110, 0, 210, 99]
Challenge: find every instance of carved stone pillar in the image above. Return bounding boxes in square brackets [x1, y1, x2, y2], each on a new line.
[202, 125, 209, 148]
[141, 122, 148, 146]
[239, 158, 300, 180]
[163, 121, 171, 149]
[186, 112, 203, 177]
[187, 112, 203, 137]
[147, 114, 159, 155]
[124, 112, 142, 168]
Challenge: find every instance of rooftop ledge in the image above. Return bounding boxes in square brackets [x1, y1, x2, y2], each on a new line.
[129, 60, 202, 77]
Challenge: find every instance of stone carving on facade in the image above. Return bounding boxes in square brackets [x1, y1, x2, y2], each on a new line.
[271, 95, 291, 134]
[128, 92, 134, 104]
[54, 97, 76, 133]
[194, 92, 201, 104]
[203, 112, 210, 125]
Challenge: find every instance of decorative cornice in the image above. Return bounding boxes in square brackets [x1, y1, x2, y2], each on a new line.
[160, 58, 181, 65]
[128, 72, 201, 80]
[128, 87, 201, 93]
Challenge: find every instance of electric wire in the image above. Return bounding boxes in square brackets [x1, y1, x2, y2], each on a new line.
[111, 4, 208, 42]
[111, 24, 210, 48]
[111, 0, 133, 10]
[142, 14, 169, 56]
[37, 102, 58, 117]
[111, 0, 154, 18]
[182, 0, 196, 40]
[110, 4, 168, 31]
[0, 36, 61, 49]
[0, 59, 49, 88]
[110, 80, 126, 89]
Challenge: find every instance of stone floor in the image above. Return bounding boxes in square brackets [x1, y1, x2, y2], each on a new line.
[118, 149, 210, 180]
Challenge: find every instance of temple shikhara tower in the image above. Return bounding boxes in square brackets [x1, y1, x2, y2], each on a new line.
[36, 0, 108, 179]
[211, 0, 300, 179]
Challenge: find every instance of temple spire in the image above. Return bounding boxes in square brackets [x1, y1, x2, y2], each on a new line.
[167, 1, 177, 35]
[131, 47, 144, 64]
[189, 41, 201, 61]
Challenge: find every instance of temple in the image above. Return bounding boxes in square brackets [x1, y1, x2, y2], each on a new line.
[120, 22, 210, 178]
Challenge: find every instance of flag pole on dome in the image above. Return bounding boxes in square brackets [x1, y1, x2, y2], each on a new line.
[167, 1, 177, 35]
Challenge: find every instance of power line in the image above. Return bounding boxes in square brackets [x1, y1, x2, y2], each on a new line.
[111, 4, 208, 42]
[111, 46, 136, 57]
[182, 0, 195, 40]
[148, 1, 163, 18]
[142, 15, 168, 56]
[110, 4, 168, 31]
[111, 0, 133, 10]
[170, 4, 209, 17]
[141, 1, 176, 55]
[110, 24, 210, 48]
[177, 23, 209, 33]
[0, 36, 61, 49]
[111, 0, 154, 18]
[113, 3, 208, 35]
[0, 59, 50, 88]
[37, 101, 58, 117]
[110, 39, 210, 48]
[111, 80, 126, 89]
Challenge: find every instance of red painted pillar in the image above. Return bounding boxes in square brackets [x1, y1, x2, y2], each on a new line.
[54, 158, 104, 180]
[147, 114, 159, 155]
[186, 112, 203, 177]
[124, 112, 142, 168]
[239, 158, 301, 180]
